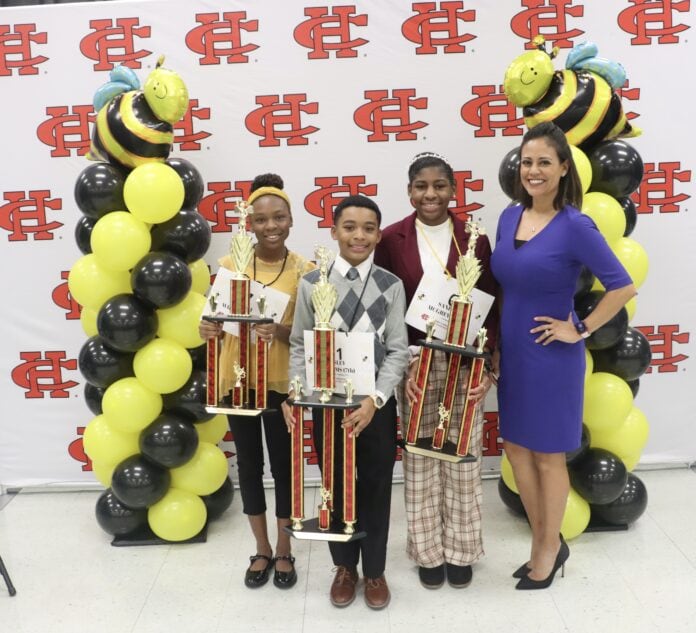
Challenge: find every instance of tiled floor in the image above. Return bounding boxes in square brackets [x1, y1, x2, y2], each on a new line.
[1, 469, 695, 633]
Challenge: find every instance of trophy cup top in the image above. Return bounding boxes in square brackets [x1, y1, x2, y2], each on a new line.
[454, 221, 483, 302]
[344, 379, 354, 404]
[230, 201, 255, 278]
[475, 327, 488, 354]
[257, 294, 267, 317]
[311, 245, 338, 329]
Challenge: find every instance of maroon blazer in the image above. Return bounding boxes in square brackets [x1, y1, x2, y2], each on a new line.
[374, 211, 499, 350]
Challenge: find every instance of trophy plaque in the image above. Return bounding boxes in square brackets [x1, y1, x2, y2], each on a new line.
[404, 222, 491, 462]
[285, 247, 366, 542]
[204, 201, 274, 416]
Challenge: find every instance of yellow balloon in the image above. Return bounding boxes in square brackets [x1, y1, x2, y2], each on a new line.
[584, 349, 594, 381]
[91, 459, 117, 487]
[157, 291, 207, 348]
[561, 488, 590, 540]
[170, 441, 229, 496]
[82, 414, 139, 465]
[90, 211, 151, 272]
[612, 237, 649, 288]
[583, 372, 633, 434]
[581, 192, 626, 245]
[102, 377, 162, 433]
[189, 259, 210, 295]
[80, 306, 98, 337]
[621, 451, 641, 472]
[590, 406, 649, 463]
[68, 254, 131, 309]
[134, 337, 192, 394]
[571, 146, 592, 193]
[625, 296, 637, 321]
[148, 487, 207, 542]
[143, 58, 190, 124]
[591, 276, 604, 292]
[195, 414, 228, 445]
[500, 453, 518, 494]
[123, 163, 184, 224]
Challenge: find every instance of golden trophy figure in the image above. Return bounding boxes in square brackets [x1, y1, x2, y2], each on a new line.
[204, 201, 274, 416]
[286, 248, 365, 542]
[404, 222, 490, 462]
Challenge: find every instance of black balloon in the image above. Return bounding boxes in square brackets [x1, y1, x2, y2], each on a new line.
[575, 290, 628, 350]
[139, 413, 199, 468]
[498, 478, 527, 517]
[74, 162, 127, 219]
[111, 455, 170, 509]
[569, 448, 628, 505]
[95, 489, 148, 536]
[75, 216, 96, 254]
[97, 293, 158, 353]
[162, 370, 213, 422]
[78, 335, 134, 388]
[188, 343, 207, 371]
[591, 327, 652, 382]
[626, 378, 640, 398]
[574, 266, 594, 299]
[591, 473, 648, 525]
[166, 158, 205, 210]
[131, 251, 192, 309]
[588, 140, 644, 198]
[498, 146, 521, 200]
[202, 477, 235, 521]
[566, 424, 591, 465]
[84, 382, 106, 415]
[618, 196, 637, 237]
[150, 209, 211, 263]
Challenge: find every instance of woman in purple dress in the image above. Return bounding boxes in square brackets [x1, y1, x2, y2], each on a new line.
[490, 122, 635, 590]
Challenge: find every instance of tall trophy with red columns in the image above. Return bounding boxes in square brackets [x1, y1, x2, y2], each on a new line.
[204, 201, 273, 416]
[286, 247, 366, 542]
[404, 222, 490, 462]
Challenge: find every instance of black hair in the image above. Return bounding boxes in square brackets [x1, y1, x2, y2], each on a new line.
[333, 194, 382, 226]
[408, 152, 455, 186]
[513, 122, 583, 210]
[250, 173, 284, 193]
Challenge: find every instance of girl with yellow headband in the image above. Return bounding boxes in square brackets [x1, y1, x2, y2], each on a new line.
[199, 173, 314, 590]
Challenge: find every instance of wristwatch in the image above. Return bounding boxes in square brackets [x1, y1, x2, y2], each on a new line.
[369, 394, 385, 409]
[574, 320, 591, 339]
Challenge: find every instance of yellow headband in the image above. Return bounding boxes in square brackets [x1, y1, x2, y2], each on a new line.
[247, 186, 291, 210]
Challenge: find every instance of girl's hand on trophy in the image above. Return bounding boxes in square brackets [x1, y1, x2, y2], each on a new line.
[254, 322, 276, 342]
[469, 374, 493, 404]
[405, 363, 421, 404]
[198, 319, 222, 340]
[281, 399, 297, 432]
[341, 397, 376, 438]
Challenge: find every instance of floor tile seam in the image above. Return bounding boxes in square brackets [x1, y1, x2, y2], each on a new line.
[129, 544, 172, 633]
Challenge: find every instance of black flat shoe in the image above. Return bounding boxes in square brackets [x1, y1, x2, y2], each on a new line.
[418, 565, 445, 589]
[244, 554, 274, 588]
[512, 563, 531, 579]
[515, 541, 569, 590]
[273, 555, 297, 589]
[446, 563, 472, 588]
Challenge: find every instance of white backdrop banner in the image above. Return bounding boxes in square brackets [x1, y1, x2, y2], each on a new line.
[1, 0, 693, 487]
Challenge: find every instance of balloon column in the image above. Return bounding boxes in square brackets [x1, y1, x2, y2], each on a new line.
[70, 57, 232, 542]
[498, 37, 651, 536]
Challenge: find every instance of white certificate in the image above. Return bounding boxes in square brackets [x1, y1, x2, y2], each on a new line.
[404, 275, 494, 344]
[303, 331, 375, 395]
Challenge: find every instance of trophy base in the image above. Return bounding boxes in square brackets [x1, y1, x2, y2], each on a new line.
[404, 438, 476, 463]
[202, 315, 274, 324]
[291, 393, 369, 410]
[418, 338, 490, 360]
[205, 405, 265, 417]
[283, 518, 366, 542]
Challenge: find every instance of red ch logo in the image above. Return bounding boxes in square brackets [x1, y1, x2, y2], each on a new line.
[52, 271, 81, 320]
[198, 181, 254, 232]
[79, 18, 151, 72]
[245, 94, 319, 147]
[616, 81, 641, 122]
[68, 427, 92, 472]
[482, 411, 502, 456]
[402, 1, 477, 54]
[451, 171, 484, 221]
[354, 89, 428, 142]
[185, 12, 259, 64]
[37, 105, 94, 158]
[173, 99, 211, 151]
[460, 84, 525, 137]
[0, 23, 48, 76]
[510, 0, 584, 49]
[294, 5, 368, 59]
[617, 0, 690, 45]
[631, 162, 691, 214]
[11, 351, 78, 399]
[634, 325, 690, 373]
[0, 190, 62, 242]
[305, 176, 378, 228]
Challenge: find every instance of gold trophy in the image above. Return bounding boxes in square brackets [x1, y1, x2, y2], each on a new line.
[404, 221, 490, 462]
[204, 201, 274, 416]
[286, 247, 365, 542]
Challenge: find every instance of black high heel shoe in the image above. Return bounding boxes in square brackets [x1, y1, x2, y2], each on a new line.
[512, 563, 531, 579]
[515, 541, 569, 590]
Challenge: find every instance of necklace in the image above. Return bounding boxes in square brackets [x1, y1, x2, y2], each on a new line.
[525, 209, 557, 234]
[253, 247, 288, 288]
[416, 219, 463, 279]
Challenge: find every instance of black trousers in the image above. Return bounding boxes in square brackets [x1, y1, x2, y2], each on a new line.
[311, 397, 398, 578]
[227, 390, 291, 518]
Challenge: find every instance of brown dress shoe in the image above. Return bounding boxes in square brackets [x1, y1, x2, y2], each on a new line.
[330, 566, 359, 607]
[364, 575, 390, 610]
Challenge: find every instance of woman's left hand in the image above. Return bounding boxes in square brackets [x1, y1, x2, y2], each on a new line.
[531, 313, 581, 345]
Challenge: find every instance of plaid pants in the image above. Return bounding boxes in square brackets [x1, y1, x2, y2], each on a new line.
[399, 350, 484, 568]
